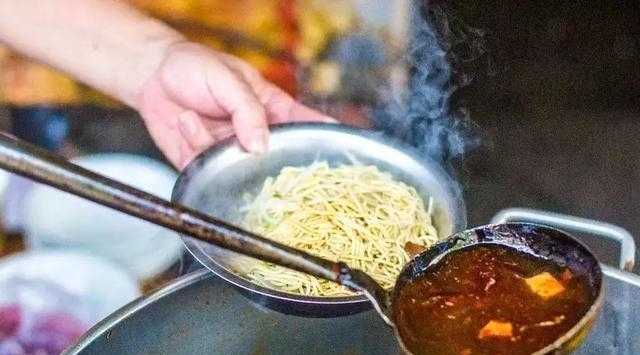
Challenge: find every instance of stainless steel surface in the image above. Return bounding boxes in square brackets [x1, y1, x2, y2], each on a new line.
[172, 123, 466, 316]
[65, 266, 640, 355]
[491, 208, 636, 271]
[602, 265, 640, 288]
[0, 130, 391, 322]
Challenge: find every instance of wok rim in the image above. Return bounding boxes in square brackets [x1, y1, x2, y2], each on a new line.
[64, 268, 212, 355]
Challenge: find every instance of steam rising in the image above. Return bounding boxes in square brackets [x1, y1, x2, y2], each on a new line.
[374, 1, 488, 165]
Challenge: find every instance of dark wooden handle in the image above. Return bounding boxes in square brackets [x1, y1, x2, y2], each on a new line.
[0, 132, 347, 283]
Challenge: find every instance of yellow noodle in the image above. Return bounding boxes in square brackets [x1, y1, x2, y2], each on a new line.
[241, 162, 439, 296]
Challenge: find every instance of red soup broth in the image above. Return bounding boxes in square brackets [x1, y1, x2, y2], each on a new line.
[392, 245, 594, 355]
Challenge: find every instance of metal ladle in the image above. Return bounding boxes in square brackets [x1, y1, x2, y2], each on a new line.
[0, 132, 393, 324]
[0, 133, 605, 355]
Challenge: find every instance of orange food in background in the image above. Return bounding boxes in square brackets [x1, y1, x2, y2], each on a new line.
[0, 0, 359, 106]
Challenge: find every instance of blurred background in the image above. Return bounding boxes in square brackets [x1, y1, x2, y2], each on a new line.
[0, 0, 638, 353]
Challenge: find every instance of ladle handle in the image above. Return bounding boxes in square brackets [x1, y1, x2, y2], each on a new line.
[0, 133, 357, 287]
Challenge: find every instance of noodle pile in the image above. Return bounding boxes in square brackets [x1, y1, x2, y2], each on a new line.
[241, 162, 439, 296]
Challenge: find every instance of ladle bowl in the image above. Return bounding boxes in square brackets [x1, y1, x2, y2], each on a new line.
[392, 223, 603, 354]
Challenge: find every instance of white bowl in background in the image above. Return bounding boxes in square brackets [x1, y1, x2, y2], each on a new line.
[22, 154, 184, 280]
[0, 250, 140, 325]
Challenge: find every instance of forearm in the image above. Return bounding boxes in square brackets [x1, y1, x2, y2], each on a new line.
[0, 0, 184, 107]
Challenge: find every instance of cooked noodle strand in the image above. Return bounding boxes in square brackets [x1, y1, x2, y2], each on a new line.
[241, 162, 439, 296]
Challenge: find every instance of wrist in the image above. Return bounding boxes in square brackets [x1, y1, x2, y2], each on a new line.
[123, 23, 187, 109]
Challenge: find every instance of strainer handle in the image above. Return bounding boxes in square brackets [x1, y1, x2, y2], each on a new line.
[491, 208, 636, 272]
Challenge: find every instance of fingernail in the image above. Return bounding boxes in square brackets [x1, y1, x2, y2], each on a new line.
[248, 130, 268, 154]
[178, 111, 198, 137]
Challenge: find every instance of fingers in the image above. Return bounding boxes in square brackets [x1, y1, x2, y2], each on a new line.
[154, 44, 335, 158]
[178, 110, 215, 149]
[230, 105, 269, 154]
[137, 78, 190, 169]
[205, 68, 269, 154]
[202, 120, 236, 142]
[281, 101, 339, 124]
[257, 83, 337, 124]
[220, 55, 337, 125]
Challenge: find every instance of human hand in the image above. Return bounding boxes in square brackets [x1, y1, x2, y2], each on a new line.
[1, 1, 335, 169]
[136, 42, 334, 169]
